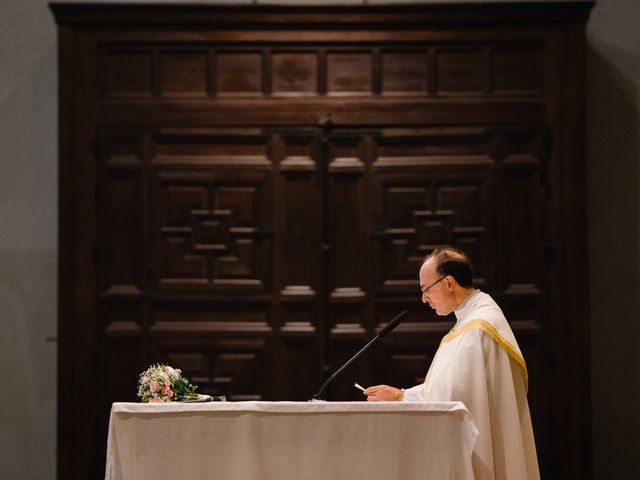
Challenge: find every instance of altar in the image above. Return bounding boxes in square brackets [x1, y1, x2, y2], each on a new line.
[105, 401, 478, 480]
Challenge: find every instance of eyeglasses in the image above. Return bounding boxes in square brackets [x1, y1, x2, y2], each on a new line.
[420, 275, 447, 295]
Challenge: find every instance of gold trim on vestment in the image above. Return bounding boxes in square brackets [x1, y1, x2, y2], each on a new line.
[440, 319, 529, 392]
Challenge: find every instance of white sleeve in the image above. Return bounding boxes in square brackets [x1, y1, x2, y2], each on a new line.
[401, 384, 426, 402]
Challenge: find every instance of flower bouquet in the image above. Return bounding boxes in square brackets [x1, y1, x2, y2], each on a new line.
[137, 364, 199, 402]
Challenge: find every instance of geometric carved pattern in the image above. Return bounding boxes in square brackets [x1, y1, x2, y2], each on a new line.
[144, 129, 275, 294]
[371, 128, 546, 294]
[374, 178, 486, 292]
[155, 177, 271, 290]
[98, 126, 545, 405]
[437, 185, 482, 227]
[100, 44, 543, 99]
[157, 338, 266, 400]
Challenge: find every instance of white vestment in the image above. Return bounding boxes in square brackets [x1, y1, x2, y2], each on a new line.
[403, 290, 540, 480]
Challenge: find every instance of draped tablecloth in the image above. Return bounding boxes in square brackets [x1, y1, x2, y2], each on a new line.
[105, 401, 478, 480]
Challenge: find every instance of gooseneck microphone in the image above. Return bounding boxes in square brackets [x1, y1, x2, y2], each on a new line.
[310, 310, 409, 401]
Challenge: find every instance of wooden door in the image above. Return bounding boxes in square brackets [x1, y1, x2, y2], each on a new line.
[96, 121, 553, 469]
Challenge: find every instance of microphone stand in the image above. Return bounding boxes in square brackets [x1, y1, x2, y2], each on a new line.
[311, 336, 380, 402]
[310, 310, 409, 401]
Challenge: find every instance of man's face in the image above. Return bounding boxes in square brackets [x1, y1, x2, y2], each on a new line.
[419, 259, 455, 316]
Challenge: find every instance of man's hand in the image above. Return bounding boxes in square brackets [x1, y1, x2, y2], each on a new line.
[363, 385, 404, 402]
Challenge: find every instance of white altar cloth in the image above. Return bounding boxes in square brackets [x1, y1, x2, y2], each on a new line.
[105, 401, 478, 480]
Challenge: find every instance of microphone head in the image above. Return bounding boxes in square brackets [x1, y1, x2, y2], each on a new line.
[377, 310, 409, 337]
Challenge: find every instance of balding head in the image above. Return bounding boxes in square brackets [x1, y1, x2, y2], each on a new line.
[419, 247, 475, 315]
[423, 247, 473, 288]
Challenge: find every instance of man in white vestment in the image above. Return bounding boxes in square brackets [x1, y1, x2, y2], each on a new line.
[364, 247, 540, 480]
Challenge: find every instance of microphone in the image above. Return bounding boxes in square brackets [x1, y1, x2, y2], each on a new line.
[377, 310, 407, 338]
[310, 310, 409, 401]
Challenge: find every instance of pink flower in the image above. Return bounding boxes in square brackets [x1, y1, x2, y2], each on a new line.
[149, 380, 159, 392]
[162, 387, 173, 397]
[164, 380, 171, 387]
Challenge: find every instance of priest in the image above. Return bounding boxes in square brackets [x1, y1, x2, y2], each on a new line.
[364, 247, 540, 480]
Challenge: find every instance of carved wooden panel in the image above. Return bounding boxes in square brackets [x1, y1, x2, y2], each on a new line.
[97, 127, 322, 407]
[103, 174, 143, 294]
[271, 129, 325, 400]
[149, 133, 273, 291]
[151, 336, 269, 400]
[275, 132, 321, 335]
[492, 46, 542, 95]
[436, 48, 486, 95]
[277, 337, 320, 400]
[96, 125, 547, 403]
[160, 51, 208, 97]
[371, 129, 495, 296]
[381, 51, 429, 95]
[382, 346, 437, 387]
[271, 51, 318, 96]
[327, 135, 368, 336]
[103, 51, 153, 97]
[502, 156, 547, 293]
[98, 42, 544, 100]
[153, 173, 270, 290]
[149, 302, 271, 333]
[327, 51, 373, 95]
[216, 51, 263, 96]
[95, 127, 553, 478]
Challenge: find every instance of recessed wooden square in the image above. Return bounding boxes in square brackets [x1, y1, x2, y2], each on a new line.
[271, 52, 318, 96]
[492, 49, 541, 95]
[326, 52, 372, 95]
[382, 52, 428, 95]
[160, 52, 208, 97]
[436, 49, 485, 95]
[216, 52, 262, 96]
[166, 185, 209, 225]
[105, 52, 152, 97]
[106, 173, 140, 288]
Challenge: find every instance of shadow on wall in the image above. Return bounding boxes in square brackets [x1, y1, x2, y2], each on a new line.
[587, 41, 640, 480]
